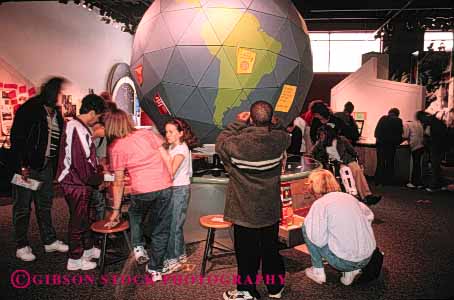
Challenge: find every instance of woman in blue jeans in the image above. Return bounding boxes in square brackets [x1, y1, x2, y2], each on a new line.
[163, 118, 198, 274]
[302, 169, 376, 286]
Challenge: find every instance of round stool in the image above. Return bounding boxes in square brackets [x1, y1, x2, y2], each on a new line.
[199, 214, 234, 276]
[91, 219, 132, 285]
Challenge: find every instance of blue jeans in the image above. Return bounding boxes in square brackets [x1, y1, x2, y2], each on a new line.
[165, 185, 190, 261]
[12, 161, 57, 248]
[302, 225, 371, 271]
[128, 187, 172, 272]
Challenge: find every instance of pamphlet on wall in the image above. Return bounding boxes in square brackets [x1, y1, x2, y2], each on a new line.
[11, 174, 43, 191]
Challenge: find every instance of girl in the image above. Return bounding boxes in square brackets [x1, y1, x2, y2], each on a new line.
[163, 118, 198, 274]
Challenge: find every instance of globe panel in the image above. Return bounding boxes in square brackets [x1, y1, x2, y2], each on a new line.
[179, 46, 221, 85]
[203, 0, 246, 9]
[160, 0, 202, 12]
[162, 9, 199, 44]
[203, 7, 245, 44]
[131, 0, 313, 143]
[249, 0, 290, 19]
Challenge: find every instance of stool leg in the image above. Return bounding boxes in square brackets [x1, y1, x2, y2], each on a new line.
[98, 233, 108, 286]
[208, 229, 216, 258]
[201, 228, 213, 277]
[123, 230, 133, 253]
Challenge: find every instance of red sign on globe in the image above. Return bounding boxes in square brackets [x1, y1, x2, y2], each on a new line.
[153, 93, 171, 115]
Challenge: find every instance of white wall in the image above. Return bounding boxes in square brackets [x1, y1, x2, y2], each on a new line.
[331, 58, 425, 142]
[0, 1, 133, 102]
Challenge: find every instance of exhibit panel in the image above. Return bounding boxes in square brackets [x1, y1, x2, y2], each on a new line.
[331, 57, 425, 141]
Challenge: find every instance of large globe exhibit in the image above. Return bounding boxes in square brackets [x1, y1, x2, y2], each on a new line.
[130, 0, 313, 142]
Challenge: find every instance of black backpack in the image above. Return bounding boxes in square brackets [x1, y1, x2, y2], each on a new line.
[357, 247, 384, 284]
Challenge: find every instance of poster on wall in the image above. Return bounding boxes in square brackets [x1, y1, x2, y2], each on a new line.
[0, 82, 34, 136]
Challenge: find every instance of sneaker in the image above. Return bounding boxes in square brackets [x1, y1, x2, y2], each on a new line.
[67, 257, 97, 271]
[406, 183, 416, 188]
[304, 267, 326, 284]
[269, 287, 285, 299]
[145, 265, 162, 282]
[363, 195, 382, 206]
[44, 240, 69, 253]
[83, 247, 101, 260]
[223, 290, 256, 300]
[178, 254, 188, 264]
[16, 246, 36, 262]
[340, 269, 361, 286]
[162, 259, 182, 275]
[133, 246, 150, 264]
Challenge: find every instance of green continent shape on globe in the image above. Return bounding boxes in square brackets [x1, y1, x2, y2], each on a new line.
[202, 12, 283, 127]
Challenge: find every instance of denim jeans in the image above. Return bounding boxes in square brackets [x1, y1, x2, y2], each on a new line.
[128, 187, 172, 272]
[12, 160, 57, 249]
[90, 188, 106, 221]
[165, 185, 190, 261]
[302, 225, 370, 272]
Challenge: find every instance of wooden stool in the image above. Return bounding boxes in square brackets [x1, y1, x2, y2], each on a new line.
[91, 219, 132, 285]
[199, 214, 234, 276]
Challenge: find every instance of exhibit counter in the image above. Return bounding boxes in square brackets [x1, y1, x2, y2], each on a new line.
[184, 156, 322, 245]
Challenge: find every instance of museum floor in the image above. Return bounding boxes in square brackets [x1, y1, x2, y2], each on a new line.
[1, 171, 454, 300]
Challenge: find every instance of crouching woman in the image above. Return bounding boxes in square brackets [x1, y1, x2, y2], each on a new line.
[302, 169, 376, 286]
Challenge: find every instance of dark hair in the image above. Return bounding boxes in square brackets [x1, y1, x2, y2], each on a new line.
[99, 91, 112, 102]
[317, 124, 337, 147]
[416, 110, 430, 124]
[311, 102, 330, 119]
[250, 101, 273, 126]
[344, 101, 354, 114]
[388, 108, 400, 117]
[164, 118, 199, 150]
[79, 94, 106, 115]
[40, 77, 67, 107]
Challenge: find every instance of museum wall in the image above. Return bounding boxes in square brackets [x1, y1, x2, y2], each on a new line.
[0, 1, 133, 101]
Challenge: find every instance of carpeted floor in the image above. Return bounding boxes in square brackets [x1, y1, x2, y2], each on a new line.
[1, 180, 454, 300]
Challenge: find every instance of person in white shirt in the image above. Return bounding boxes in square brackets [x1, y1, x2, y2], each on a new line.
[403, 118, 425, 188]
[162, 118, 198, 275]
[302, 169, 376, 286]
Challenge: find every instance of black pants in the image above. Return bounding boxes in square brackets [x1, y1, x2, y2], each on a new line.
[429, 145, 443, 188]
[234, 223, 285, 297]
[410, 148, 424, 186]
[12, 161, 57, 249]
[375, 144, 398, 185]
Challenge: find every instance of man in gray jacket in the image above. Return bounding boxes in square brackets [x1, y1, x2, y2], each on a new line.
[216, 101, 290, 300]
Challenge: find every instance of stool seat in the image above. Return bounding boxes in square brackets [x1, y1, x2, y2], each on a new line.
[199, 214, 232, 229]
[91, 219, 129, 234]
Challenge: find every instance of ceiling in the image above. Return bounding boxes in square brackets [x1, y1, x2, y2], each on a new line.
[0, 0, 453, 33]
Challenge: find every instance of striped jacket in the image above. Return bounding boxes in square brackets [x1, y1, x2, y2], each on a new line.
[216, 121, 290, 228]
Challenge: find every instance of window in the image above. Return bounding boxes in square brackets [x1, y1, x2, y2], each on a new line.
[424, 31, 453, 51]
[309, 31, 381, 72]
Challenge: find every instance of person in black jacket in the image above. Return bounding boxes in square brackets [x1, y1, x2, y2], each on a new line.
[10, 77, 69, 261]
[334, 101, 360, 145]
[416, 111, 448, 191]
[216, 101, 290, 300]
[374, 108, 403, 185]
[310, 102, 356, 145]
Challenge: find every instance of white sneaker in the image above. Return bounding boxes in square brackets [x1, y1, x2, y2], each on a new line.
[340, 269, 362, 286]
[67, 257, 97, 271]
[16, 246, 36, 262]
[145, 265, 162, 282]
[304, 267, 326, 284]
[162, 259, 182, 275]
[83, 247, 101, 260]
[406, 183, 416, 188]
[44, 240, 69, 253]
[223, 290, 256, 300]
[133, 246, 150, 264]
[269, 287, 285, 299]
